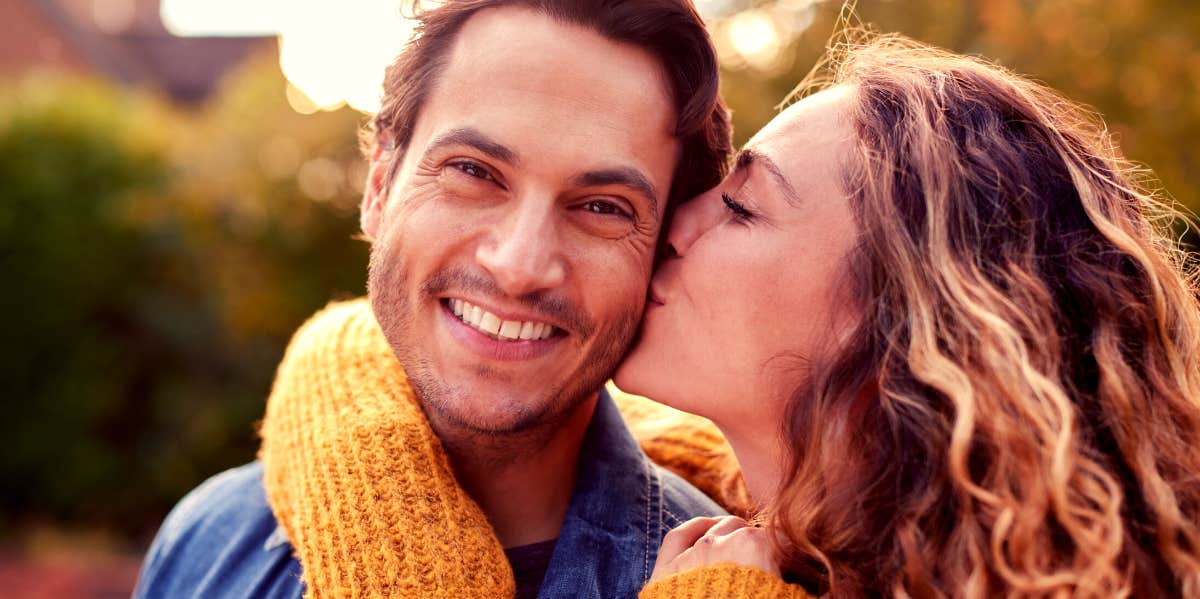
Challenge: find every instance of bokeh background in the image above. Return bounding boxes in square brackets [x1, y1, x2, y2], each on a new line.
[1, 0, 1196, 596]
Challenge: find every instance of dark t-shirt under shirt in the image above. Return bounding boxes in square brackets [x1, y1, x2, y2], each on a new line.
[505, 538, 557, 599]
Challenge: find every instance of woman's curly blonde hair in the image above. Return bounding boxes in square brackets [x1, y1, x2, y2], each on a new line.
[771, 32, 1200, 598]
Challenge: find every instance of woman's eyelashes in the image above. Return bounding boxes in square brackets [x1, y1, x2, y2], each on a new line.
[721, 192, 755, 223]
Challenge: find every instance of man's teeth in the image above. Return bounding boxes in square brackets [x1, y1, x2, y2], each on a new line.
[450, 299, 556, 341]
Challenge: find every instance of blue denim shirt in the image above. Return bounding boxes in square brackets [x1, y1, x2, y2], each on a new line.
[134, 389, 725, 598]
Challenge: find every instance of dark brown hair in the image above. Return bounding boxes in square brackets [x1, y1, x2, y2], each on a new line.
[773, 33, 1200, 598]
[368, 0, 733, 212]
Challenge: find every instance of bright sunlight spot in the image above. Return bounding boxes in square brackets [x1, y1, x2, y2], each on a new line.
[162, 0, 412, 113]
[161, 0, 817, 113]
[726, 9, 783, 70]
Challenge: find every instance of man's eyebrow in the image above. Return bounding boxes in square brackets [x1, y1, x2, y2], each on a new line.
[572, 167, 660, 216]
[425, 127, 519, 165]
[735, 148, 801, 206]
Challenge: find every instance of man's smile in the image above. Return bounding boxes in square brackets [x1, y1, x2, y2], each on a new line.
[445, 298, 561, 341]
[439, 297, 567, 362]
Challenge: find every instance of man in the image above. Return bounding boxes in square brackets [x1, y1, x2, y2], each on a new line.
[134, 1, 734, 597]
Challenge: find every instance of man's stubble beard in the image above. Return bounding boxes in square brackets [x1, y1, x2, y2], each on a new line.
[366, 239, 641, 463]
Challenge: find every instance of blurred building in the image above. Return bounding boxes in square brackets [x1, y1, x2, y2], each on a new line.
[1, 0, 272, 103]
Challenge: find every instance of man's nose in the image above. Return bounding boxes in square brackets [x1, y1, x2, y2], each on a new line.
[665, 188, 722, 258]
[476, 197, 567, 297]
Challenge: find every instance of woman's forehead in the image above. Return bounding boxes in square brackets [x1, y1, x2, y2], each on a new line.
[751, 85, 855, 147]
[743, 85, 856, 186]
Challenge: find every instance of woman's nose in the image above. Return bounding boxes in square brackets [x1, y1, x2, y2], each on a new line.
[665, 187, 723, 258]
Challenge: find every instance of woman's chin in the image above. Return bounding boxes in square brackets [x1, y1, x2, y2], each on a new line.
[612, 344, 691, 416]
[613, 344, 663, 398]
[611, 349, 648, 396]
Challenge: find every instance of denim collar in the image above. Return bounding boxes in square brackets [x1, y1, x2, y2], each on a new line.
[535, 387, 664, 598]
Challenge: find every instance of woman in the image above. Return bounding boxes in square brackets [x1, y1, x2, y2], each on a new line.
[620, 34, 1200, 598]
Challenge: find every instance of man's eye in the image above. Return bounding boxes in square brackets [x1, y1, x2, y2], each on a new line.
[580, 199, 630, 218]
[449, 161, 493, 181]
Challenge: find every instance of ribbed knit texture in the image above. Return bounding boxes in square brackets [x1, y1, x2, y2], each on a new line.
[258, 299, 752, 597]
[259, 300, 512, 597]
[639, 564, 811, 599]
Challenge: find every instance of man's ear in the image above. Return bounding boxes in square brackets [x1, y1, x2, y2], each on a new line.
[360, 142, 391, 240]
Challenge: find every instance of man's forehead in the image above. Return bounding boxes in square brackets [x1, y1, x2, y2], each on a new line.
[409, 6, 680, 207]
[445, 7, 659, 81]
[430, 6, 677, 140]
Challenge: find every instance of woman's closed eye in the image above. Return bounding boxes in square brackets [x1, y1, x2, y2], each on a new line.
[722, 192, 755, 223]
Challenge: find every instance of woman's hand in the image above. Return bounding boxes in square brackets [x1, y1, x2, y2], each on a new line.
[649, 515, 782, 583]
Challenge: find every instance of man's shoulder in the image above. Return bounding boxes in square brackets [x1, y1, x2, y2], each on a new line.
[153, 461, 275, 541]
[134, 461, 304, 598]
[652, 461, 727, 528]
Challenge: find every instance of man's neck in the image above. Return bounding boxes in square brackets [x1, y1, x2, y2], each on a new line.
[431, 393, 599, 548]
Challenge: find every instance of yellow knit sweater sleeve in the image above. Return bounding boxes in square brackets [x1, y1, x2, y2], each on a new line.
[259, 299, 514, 598]
[639, 564, 812, 599]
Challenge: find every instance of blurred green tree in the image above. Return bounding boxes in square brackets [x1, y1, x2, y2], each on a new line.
[0, 52, 368, 544]
[0, 78, 171, 536]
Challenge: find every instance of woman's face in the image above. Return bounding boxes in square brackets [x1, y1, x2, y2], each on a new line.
[614, 86, 860, 439]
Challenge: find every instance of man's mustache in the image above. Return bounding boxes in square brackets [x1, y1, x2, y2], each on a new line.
[419, 268, 595, 338]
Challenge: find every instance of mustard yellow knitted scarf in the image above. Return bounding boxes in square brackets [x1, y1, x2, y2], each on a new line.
[258, 299, 748, 598]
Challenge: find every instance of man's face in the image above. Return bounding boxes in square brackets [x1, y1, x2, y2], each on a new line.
[362, 6, 679, 434]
